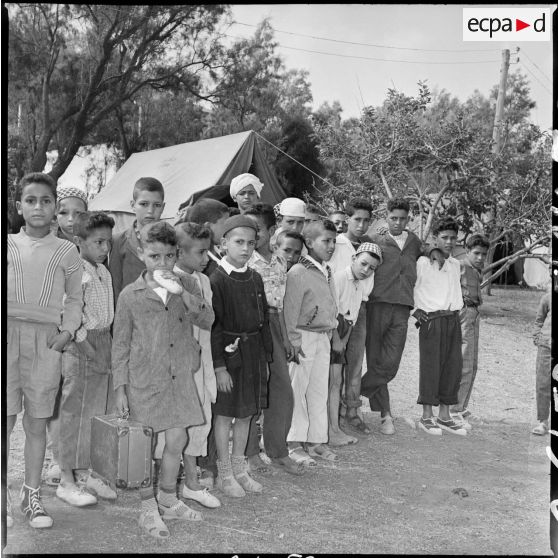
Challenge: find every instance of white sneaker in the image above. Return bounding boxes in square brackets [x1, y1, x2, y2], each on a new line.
[436, 417, 467, 437]
[182, 485, 221, 508]
[84, 474, 117, 500]
[380, 416, 395, 435]
[451, 412, 472, 431]
[532, 421, 549, 436]
[56, 483, 97, 507]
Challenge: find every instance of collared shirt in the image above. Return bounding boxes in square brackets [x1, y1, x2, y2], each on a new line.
[460, 259, 483, 306]
[388, 231, 408, 251]
[303, 254, 331, 281]
[334, 266, 364, 323]
[248, 250, 287, 310]
[75, 259, 114, 342]
[219, 257, 248, 275]
[413, 256, 463, 313]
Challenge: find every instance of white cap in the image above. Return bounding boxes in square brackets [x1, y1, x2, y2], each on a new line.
[279, 197, 306, 218]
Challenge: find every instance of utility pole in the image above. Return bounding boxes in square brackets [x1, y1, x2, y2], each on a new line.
[492, 48, 510, 155]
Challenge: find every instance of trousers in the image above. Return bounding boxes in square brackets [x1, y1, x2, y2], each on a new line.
[343, 302, 367, 411]
[361, 302, 410, 413]
[536, 345, 551, 422]
[417, 313, 462, 406]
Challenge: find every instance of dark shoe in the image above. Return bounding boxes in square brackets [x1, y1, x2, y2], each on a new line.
[20, 485, 53, 528]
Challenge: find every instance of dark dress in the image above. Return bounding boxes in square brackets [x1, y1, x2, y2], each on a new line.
[210, 266, 272, 418]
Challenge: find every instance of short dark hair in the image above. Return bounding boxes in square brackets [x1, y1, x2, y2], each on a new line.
[433, 217, 459, 236]
[73, 211, 115, 239]
[303, 219, 337, 241]
[175, 222, 212, 246]
[228, 207, 241, 216]
[181, 199, 229, 225]
[345, 198, 373, 217]
[275, 229, 305, 249]
[305, 204, 322, 215]
[17, 172, 57, 201]
[387, 197, 410, 213]
[329, 210, 346, 218]
[466, 233, 490, 251]
[140, 220, 176, 246]
[132, 177, 165, 201]
[244, 202, 276, 230]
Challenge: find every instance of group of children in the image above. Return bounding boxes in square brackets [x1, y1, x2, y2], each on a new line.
[10, 169, 540, 540]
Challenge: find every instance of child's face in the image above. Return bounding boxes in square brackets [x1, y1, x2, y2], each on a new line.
[275, 236, 303, 270]
[77, 226, 113, 265]
[245, 215, 271, 251]
[434, 229, 458, 257]
[330, 213, 346, 234]
[16, 182, 57, 232]
[279, 214, 305, 233]
[346, 209, 371, 240]
[386, 209, 409, 236]
[221, 226, 257, 268]
[305, 211, 320, 225]
[307, 229, 336, 264]
[177, 237, 211, 273]
[235, 185, 258, 213]
[351, 252, 380, 280]
[57, 197, 87, 241]
[138, 241, 177, 274]
[466, 245, 488, 270]
[130, 191, 165, 228]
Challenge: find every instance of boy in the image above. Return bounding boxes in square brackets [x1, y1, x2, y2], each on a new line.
[451, 234, 490, 429]
[244, 204, 305, 476]
[329, 209, 347, 234]
[532, 284, 551, 435]
[361, 197, 423, 435]
[284, 220, 340, 465]
[210, 215, 273, 497]
[276, 198, 306, 234]
[413, 217, 466, 436]
[7, 172, 83, 528]
[179, 198, 229, 277]
[305, 204, 323, 225]
[57, 212, 117, 507]
[328, 198, 375, 435]
[112, 221, 206, 538]
[329, 243, 383, 446]
[229, 173, 264, 214]
[272, 229, 305, 271]
[174, 222, 222, 507]
[109, 177, 165, 302]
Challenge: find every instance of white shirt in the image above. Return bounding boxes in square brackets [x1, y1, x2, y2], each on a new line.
[334, 267, 364, 324]
[328, 233, 375, 301]
[304, 254, 330, 279]
[219, 257, 248, 275]
[413, 256, 463, 313]
[152, 286, 168, 304]
[389, 231, 408, 251]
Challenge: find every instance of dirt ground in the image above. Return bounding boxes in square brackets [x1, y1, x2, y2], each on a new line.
[3, 287, 553, 555]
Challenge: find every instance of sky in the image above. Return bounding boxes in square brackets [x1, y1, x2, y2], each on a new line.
[228, 4, 554, 128]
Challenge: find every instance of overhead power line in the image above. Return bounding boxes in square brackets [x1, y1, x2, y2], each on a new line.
[520, 49, 552, 86]
[519, 60, 552, 96]
[224, 34, 499, 65]
[232, 21, 501, 53]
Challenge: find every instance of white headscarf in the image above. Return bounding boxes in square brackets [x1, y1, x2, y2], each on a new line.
[229, 173, 264, 201]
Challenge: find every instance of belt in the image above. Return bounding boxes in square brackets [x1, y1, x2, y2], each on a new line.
[426, 310, 459, 319]
[222, 329, 261, 342]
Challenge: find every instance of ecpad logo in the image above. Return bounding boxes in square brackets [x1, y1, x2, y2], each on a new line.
[463, 8, 551, 41]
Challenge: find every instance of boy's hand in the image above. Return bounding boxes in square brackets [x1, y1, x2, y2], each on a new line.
[114, 387, 129, 417]
[283, 339, 295, 360]
[429, 249, 445, 270]
[413, 309, 429, 325]
[215, 367, 233, 393]
[76, 338, 96, 360]
[290, 346, 305, 364]
[331, 337, 344, 353]
[48, 331, 72, 352]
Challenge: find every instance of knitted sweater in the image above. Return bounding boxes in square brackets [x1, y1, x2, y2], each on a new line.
[283, 256, 338, 348]
[8, 228, 83, 334]
[368, 231, 423, 307]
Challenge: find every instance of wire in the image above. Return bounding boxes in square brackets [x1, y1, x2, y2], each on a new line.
[232, 21, 502, 53]
[520, 49, 552, 86]
[224, 34, 499, 65]
[253, 131, 337, 189]
[520, 60, 552, 96]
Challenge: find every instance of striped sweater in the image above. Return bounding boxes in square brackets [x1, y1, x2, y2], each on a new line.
[8, 228, 83, 334]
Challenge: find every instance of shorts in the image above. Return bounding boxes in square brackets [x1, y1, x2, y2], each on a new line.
[7, 318, 63, 418]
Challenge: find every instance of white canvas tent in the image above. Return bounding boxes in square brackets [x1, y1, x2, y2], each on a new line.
[89, 131, 287, 233]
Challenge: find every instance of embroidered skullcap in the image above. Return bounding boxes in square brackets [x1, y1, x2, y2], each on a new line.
[229, 173, 264, 201]
[279, 197, 306, 218]
[355, 242, 383, 264]
[273, 203, 281, 219]
[56, 186, 88, 208]
[221, 214, 258, 238]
